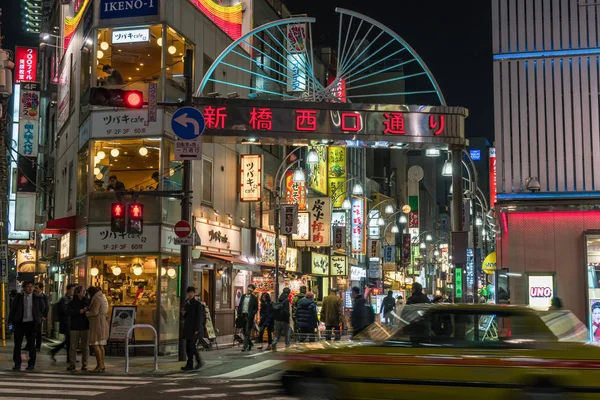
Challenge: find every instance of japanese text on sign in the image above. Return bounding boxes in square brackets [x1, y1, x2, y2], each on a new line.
[306, 197, 331, 247]
[286, 171, 307, 210]
[280, 204, 298, 235]
[351, 197, 365, 255]
[330, 255, 348, 276]
[15, 47, 38, 84]
[311, 252, 329, 275]
[292, 212, 310, 241]
[87, 225, 159, 253]
[240, 154, 262, 202]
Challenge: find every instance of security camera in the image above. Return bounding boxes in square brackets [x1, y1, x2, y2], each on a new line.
[526, 177, 541, 192]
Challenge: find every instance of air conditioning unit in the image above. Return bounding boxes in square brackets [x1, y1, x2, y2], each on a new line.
[40, 238, 59, 261]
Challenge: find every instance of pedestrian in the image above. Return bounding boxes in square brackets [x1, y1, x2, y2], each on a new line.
[101, 64, 124, 85]
[238, 284, 258, 352]
[296, 292, 318, 342]
[50, 283, 76, 363]
[406, 283, 430, 305]
[34, 282, 49, 351]
[321, 289, 343, 341]
[292, 286, 306, 339]
[8, 281, 46, 370]
[86, 287, 109, 372]
[350, 286, 374, 337]
[67, 285, 90, 371]
[271, 287, 291, 351]
[181, 286, 205, 371]
[257, 292, 274, 350]
[380, 291, 396, 325]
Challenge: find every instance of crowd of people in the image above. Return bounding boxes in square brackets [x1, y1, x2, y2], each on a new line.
[8, 281, 109, 372]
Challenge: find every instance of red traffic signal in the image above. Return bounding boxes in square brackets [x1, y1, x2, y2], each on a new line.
[129, 203, 143, 219]
[111, 203, 125, 233]
[112, 203, 124, 218]
[89, 87, 144, 109]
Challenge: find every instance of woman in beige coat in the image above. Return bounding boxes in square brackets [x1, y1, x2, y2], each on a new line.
[86, 287, 109, 372]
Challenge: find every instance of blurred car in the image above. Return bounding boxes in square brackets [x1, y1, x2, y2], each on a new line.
[282, 304, 600, 399]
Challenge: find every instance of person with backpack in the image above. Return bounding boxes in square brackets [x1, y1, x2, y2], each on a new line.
[380, 291, 396, 325]
[291, 286, 306, 339]
[351, 286, 374, 337]
[296, 292, 318, 342]
[50, 283, 75, 363]
[321, 289, 343, 340]
[271, 288, 291, 351]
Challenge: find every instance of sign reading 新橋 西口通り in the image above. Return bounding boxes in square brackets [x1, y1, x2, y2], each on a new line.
[193, 98, 468, 147]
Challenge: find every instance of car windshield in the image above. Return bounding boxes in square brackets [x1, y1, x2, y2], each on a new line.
[356, 305, 559, 345]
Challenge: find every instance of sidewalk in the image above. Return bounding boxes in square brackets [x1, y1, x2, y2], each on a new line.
[0, 341, 229, 376]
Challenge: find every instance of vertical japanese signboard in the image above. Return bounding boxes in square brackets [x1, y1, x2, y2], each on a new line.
[330, 255, 348, 276]
[15, 47, 38, 84]
[285, 171, 307, 210]
[306, 197, 330, 247]
[489, 147, 497, 207]
[292, 212, 310, 241]
[286, 23, 307, 93]
[280, 204, 298, 235]
[285, 247, 298, 272]
[240, 154, 262, 202]
[368, 239, 381, 259]
[455, 268, 463, 299]
[310, 252, 329, 275]
[327, 146, 346, 208]
[351, 197, 365, 255]
[332, 226, 346, 251]
[308, 145, 328, 195]
[402, 234, 411, 264]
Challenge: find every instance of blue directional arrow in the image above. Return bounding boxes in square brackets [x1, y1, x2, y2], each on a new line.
[171, 107, 205, 140]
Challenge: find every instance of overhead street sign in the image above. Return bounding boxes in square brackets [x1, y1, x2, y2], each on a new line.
[171, 106, 206, 140]
[174, 220, 192, 238]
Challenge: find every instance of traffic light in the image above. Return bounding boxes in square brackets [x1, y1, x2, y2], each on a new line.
[111, 203, 125, 233]
[127, 203, 144, 234]
[89, 87, 144, 109]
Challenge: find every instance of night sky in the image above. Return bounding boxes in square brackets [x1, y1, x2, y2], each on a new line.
[1, 0, 493, 141]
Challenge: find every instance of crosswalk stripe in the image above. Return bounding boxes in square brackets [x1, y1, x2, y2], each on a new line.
[5, 377, 151, 385]
[230, 383, 280, 388]
[244, 350, 272, 358]
[181, 394, 227, 399]
[2, 398, 78, 400]
[210, 360, 284, 378]
[0, 371, 149, 380]
[256, 371, 283, 381]
[0, 381, 127, 390]
[0, 389, 103, 396]
[163, 387, 211, 393]
[239, 389, 280, 395]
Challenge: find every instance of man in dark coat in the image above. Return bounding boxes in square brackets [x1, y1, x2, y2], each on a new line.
[296, 292, 318, 342]
[272, 287, 291, 351]
[50, 283, 75, 363]
[351, 286, 373, 337]
[34, 282, 49, 351]
[67, 285, 90, 371]
[380, 290, 396, 325]
[406, 283, 431, 305]
[238, 284, 258, 352]
[9, 281, 46, 370]
[321, 289, 343, 340]
[181, 286, 205, 371]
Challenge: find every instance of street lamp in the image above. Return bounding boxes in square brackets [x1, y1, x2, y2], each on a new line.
[475, 217, 483, 227]
[384, 204, 394, 215]
[377, 218, 385, 226]
[352, 183, 364, 195]
[306, 149, 319, 164]
[399, 214, 408, 224]
[341, 199, 351, 210]
[292, 168, 306, 182]
[425, 234, 433, 242]
[420, 242, 426, 249]
[442, 158, 452, 177]
[391, 225, 399, 233]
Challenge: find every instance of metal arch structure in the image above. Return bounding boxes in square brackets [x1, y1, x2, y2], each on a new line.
[333, 8, 446, 105]
[196, 9, 446, 105]
[195, 17, 318, 99]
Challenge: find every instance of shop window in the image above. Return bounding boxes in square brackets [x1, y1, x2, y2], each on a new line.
[160, 258, 181, 341]
[80, 38, 92, 122]
[586, 235, 600, 343]
[95, 25, 162, 98]
[202, 157, 213, 204]
[165, 28, 192, 102]
[89, 256, 161, 342]
[91, 138, 161, 192]
[215, 266, 232, 311]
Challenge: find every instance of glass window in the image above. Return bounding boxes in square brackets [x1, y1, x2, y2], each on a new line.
[163, 140, 183, 190]
[89, 255, 160, 342]
[91, 138, 161, 192]
[160, 258, 181, 341]
[215, 266, 232, 310]
[165, 28, 192, 102]
[202, 157, 213, 204]
[80, 39, 92, 122]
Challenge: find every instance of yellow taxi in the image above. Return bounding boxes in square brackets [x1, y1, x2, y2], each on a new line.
[282, 304, 600, 399]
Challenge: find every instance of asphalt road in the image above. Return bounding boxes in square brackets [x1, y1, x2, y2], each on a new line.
[0, 346, 296, 400]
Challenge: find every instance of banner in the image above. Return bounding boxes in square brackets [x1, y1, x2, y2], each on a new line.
[328, 146, 346, 208]
[285, 171, 307, 210]
[490, 147, 497, 206]
[308, 145, 327, 195]
[280, 204, 298, 235]
[18, 120, 39, 158]
[240, 154, 262, 202]
[15, 47, 38, 84]
[306, 197, 331, 247]
[351, 197, 365, 255]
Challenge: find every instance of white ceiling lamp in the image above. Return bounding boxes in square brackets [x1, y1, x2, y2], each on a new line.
[292, 168, 306, 183]
[95, 173, 103, 180]
[341, 199, 351, 210]
[97, 50, 104, 59]
[306, 149, 319, 164]
[97, 150, 106, 160]
[351, 183, 363, 195]
[160, 267, 166, 276]
[139, 142, 148, 156]
[111, 147, 120, 157]
[168, 45, 177, 55]
[157, 37, 163, 46]
[90, 267, 99, 277]
[112, 266, 122, 276]
[167, 268, 177, 278]
[93, 167, 100, 175]
[133, 264, 143, 276]
[425, 148, 440, 157]
[100, 41, 109, 51]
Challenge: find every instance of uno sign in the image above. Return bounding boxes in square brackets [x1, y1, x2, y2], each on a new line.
[529, 287, 552, 298]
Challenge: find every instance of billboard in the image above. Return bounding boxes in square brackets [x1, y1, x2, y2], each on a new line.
[240, 154, 262, 202]
[15, 47, 38, 84]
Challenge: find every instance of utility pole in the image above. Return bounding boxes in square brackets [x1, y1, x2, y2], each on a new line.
[451, 146, 465, 303]
[178, 48, 194, 361]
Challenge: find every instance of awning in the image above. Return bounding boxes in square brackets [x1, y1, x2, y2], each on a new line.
[41, 216, 85, 235]
[193, 253, 261, 272]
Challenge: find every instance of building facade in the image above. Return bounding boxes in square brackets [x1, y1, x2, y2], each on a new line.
[493, 0, 600, 336]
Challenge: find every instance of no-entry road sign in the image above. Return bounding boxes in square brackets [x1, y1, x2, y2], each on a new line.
[174, 220, 192, 238]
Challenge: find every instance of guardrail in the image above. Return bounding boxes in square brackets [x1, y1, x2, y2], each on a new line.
[125, 324, 158, 373]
